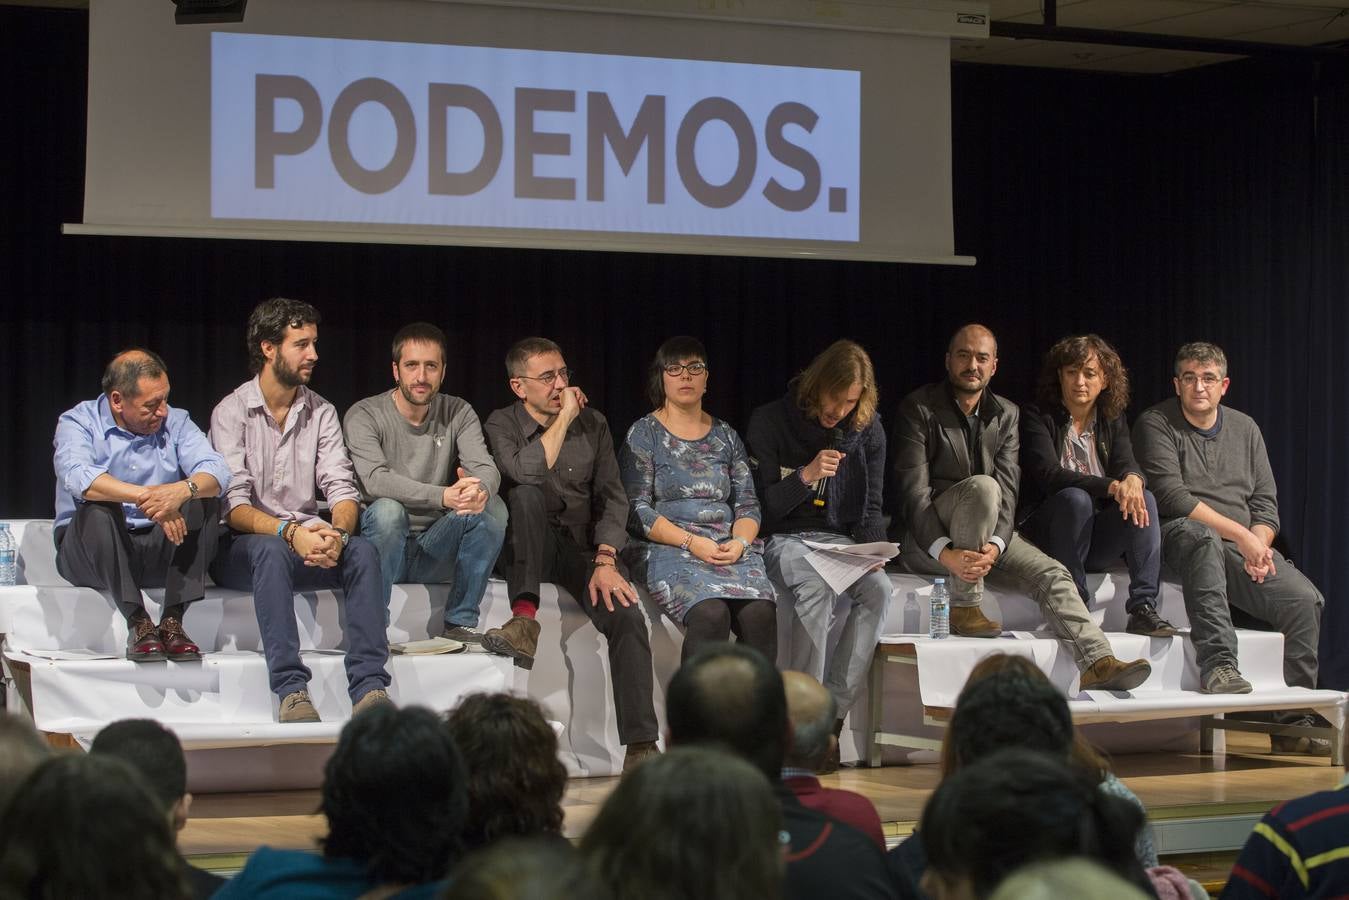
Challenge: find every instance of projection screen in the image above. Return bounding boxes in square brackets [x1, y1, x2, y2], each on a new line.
[70, 0, 988, 263]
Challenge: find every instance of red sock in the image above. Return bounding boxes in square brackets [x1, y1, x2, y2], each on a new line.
[511, 595, 539, 619]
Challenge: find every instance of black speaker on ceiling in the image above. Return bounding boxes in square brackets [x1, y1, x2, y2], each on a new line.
[172, 0, 248, 25]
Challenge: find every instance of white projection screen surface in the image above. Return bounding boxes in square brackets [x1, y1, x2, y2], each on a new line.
[77, 0, 982, 264]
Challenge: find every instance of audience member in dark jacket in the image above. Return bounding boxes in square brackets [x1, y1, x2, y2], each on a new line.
[667, 643, 916, 900]
[1018, 334, 1175, 638]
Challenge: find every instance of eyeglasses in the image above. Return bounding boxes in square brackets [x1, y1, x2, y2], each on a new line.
[515, 367, 573, 385]
[1178, 373, 1223, 388]
[664, 362, 708, 377]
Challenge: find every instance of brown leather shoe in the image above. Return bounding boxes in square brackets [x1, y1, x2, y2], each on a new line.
[483, 615, 541, 670]
[353, 688, 394, 717]
[279, 689, 321, 723]
[950, 605, 1002, 638]
[158, 615, 202, 662]
[622, 741, 661, 774]
[126, 615, 167, 663]
[1080, 655, 1151, 691]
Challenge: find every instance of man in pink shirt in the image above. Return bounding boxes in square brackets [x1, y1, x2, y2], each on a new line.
[780, 670, 885, 850]
[209, 298, 392, 724]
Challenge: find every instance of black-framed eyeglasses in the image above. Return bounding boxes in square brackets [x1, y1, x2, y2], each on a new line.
[515, 367, 573, 385]
[664, 362, 708, 377]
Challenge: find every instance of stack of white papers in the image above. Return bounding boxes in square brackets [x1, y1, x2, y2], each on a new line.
[389, 636, 465, 656]
[801, 540, 901, 593]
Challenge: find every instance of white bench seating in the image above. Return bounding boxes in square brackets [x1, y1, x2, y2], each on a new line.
[4, 519, 1343, 781]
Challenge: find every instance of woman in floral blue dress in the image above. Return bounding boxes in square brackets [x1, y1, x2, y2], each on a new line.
[619, 336, 777, 663]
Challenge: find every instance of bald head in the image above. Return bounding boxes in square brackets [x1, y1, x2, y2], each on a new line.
[948, 324, 997, 355]
[945, 324, 999, 399]
[665, 644, 788, 780]
[101, 349, 168, 400]
[782, 671, 837, 769]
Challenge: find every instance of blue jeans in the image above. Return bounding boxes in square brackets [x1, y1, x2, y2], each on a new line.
[210, 532, 391, 702]
[359, 496, 506, 628]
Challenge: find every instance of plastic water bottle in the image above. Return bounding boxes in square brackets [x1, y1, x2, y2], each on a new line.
[0, 524, 16, 586]
[929, 577, 949, 640]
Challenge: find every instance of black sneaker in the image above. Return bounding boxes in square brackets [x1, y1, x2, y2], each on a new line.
[1125, 603, 1178, 638]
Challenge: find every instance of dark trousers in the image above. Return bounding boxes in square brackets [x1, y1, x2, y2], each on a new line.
[1021, 487, 1162, 613]
[210, 531, 392, 702]
[54, 499, 221, 621]
[1161, 517, 1322, 689]
[502, 485, 658, 745]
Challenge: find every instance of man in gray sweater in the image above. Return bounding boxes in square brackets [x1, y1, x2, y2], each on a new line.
[1133, 342, 1325, 752]
[343, 323, 506, 647]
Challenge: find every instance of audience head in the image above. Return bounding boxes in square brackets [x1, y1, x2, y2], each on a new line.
[0, 714, 50, 815]
[89, 718, 191, 831]
[246, 296, 321, 376]
[444, 693, 567, 852]
[782, 670, 838, 771]
[1035, 334, 1130, 420]
[988, 858, 1152, 900]
[101, 349, 170, 436]
[448, 836, 608, 900]
[945, 324, 999, 397]
[921, 748, 1148, 900]
[941, 660, 1074, 778]
[580, 746, 784, 900]
[793, 339, 878, 431]
[943, 653, 1110, 780]
[0, 753, 189, 900]
[647, 335, 708, 409]
[1173, 340, 1230, 420]
[665, 643, 788, 780]
[320, 704, 468, 884]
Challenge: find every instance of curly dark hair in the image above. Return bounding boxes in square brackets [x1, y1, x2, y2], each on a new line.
[922, 749, 1150, 898]
[0, 754, 190, 900]
[245, 297, 321, 374]
[320, 705, 468, 885]
[445, 693, 568, 852]
[1034, 334, 1131, 421]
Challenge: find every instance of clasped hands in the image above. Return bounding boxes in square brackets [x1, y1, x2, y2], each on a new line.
[135, 481, 194, 546]
[443, 466, 489, 516]
[940, 542, 999, 583]
[688, 534, 748, 567]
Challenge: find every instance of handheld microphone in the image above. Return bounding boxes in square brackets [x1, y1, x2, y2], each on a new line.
[812, 428, 844, 508]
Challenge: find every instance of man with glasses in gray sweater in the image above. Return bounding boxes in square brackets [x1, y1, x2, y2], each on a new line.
[1133, 342, 1326, 753]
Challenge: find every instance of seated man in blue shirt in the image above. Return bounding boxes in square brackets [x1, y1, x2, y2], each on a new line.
[52, 350, 230, 662]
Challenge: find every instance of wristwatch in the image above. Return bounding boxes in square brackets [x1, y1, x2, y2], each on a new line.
[185, 478, 199, 499]
[334, 527, 350, 548]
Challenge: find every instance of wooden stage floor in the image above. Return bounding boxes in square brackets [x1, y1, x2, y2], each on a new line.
[180, 732, 1344, 887]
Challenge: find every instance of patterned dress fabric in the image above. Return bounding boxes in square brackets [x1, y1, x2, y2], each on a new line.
[618, 414, 775, 622]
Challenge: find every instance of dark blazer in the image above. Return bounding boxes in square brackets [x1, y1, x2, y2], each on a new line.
[892, 381, 1020, 554]
[1017, 402, 1145, 526]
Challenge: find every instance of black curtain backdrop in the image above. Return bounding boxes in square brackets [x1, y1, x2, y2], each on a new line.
[4, 9, 1347, 686]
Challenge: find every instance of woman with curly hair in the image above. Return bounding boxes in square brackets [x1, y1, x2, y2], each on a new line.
[1018, 334, 1175, 639]
[445, 693, 568, 852]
